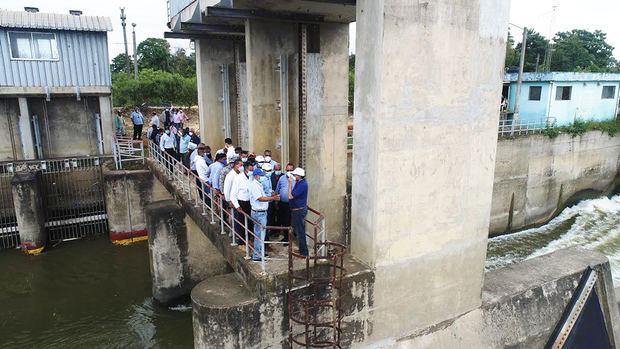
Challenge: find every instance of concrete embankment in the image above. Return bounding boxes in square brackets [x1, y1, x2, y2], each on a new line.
[490, 131, 620, 236]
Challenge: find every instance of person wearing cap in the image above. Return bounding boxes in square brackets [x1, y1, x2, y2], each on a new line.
[288, 167, 308, 256]
[255, 155, 265, 169]
[249, 168, 280, 261]
[231, 162, 254, 244]
[208, 153, 227, 193]
[276, 163, 296, 242]
[263, 150, 278, 167]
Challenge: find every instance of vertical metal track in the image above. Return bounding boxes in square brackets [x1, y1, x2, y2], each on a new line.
[5, 102, 17, 160]
[278, 55, 290, 166]
[31, 115, 43, 159]
[234, 42, 243, 145]
[299, 24, 308, 168]
[221, 63, 232, 139]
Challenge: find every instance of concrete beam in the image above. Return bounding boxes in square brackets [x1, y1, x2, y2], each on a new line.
[350, 0, 510, 340]
[11, 171, 46, 254]
[245, 19, 298, 160]
[195, 39, 235, 149]
[17, 97, 36, 160]
[0, 86, 111, 97]
[98, 96, 114, 155]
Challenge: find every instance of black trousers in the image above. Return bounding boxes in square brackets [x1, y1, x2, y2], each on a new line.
[278, 201, 291, 241]
[133, 124, 143, 140]
[266, 202, 277, 239]
[239, 200, 253, 240]
[164, 148, 176, 172]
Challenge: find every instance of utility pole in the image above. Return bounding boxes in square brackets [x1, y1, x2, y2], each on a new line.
[535, 53, 540, 73]
[132, 23, 138, 80]
[511, 27, 527, 136]
[120, 8, 130, 79]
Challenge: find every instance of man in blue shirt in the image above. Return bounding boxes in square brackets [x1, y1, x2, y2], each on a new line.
[178, 128, 192, 169]
[276, 163, 295, 242]
[249, 168, 280, 261]
[288, 167, 308, 256]
[130, 107, 144, 140]
[208, 153, 226, 193]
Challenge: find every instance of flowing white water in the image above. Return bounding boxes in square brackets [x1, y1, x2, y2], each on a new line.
[486, 194, 620, 284]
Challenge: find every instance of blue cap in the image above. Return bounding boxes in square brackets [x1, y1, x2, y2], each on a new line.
[252, 168, 265, 176]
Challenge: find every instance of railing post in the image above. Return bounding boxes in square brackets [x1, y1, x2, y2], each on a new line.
[219, 196, 225, 234]
[210, 189, 216, 224]
[261, 225, 266, 273]
[230, 207, 235, 242]
[244, 215, 250, 260]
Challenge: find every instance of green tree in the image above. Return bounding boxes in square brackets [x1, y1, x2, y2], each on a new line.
[137, 38, 171, 72]
[551, 29, 615, 71]
[111, 53, 133, 74]
[348, 54, 355, 109]
[112, 69, 197, 107]
[505, 29, 520, 67]
[170, 48, 196, 77]
[514, 29, 549, 72]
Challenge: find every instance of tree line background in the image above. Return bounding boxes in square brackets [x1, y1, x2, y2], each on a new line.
[111, 38, 197, 107]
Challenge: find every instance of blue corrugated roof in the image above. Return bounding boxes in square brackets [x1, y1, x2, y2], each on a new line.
[0, 10, 112, 32]
[504, 72, 620, 83]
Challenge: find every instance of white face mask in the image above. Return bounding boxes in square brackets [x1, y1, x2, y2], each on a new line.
[265, 156, 272, 162]
[189, 132, 193, 136]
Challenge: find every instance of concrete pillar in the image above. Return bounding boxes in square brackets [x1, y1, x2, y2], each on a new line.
[245, 19, 298, 161]
[195, 39, 234, 148]
[305, 23, 350, 244]
[11, 171, 46, 254]
[146, 199, 230, 305]
[98, 95, 114, 155]
[350, 0, 510, 341]
[17, 97, 36, 160]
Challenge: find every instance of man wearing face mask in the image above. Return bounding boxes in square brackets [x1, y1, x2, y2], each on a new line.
[231, 162, 254, 245]
[240, 151, 249, 163]
[288, 167, 308, 256]
[189, 128, 200, 144]
[263, 150, 278, 167]
[159, 127, 177, 170]
[255, 155, 265, 169]
[219, 154, 237, 198]
[275, 163, 296, 243]
[249, 168, 280, 261]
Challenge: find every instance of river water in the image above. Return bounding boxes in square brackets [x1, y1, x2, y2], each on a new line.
[0, 239, 193, 349]
[486, 194, 620, 284]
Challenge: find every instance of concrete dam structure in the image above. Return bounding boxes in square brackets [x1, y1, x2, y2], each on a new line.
[1, 0, 619, 347]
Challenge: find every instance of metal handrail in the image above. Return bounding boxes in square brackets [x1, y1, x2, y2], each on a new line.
[147, 140, 325, 274]
[112, 136, 145, 169]
[498, 116, 557, 136]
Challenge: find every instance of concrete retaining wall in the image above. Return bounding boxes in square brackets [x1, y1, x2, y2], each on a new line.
[490, 131, 620, 235]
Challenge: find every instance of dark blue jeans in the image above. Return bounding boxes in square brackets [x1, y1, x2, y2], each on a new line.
[291, 207, 308, 256]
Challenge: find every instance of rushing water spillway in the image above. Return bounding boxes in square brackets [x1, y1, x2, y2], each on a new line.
[487, 194, 620, 284]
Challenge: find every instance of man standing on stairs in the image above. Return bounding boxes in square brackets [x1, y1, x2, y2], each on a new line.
[249, 168, 280, 261]
[288, 168, 308, 257]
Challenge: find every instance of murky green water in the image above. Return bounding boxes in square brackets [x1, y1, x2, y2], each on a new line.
[0, 239, 193, 349]
[487, 194, 620, 284]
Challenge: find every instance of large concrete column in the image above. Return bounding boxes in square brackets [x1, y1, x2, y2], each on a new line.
[245, 19, 298, 161]
[146, 199, 231, 305]
[305, 23, 350, 244]
[11, 171, 47, 254]
[195, 39, 234, 148]
[17, 97, 36, 160]
[98, 95, 114, 155]
[350, 0, 510, 342]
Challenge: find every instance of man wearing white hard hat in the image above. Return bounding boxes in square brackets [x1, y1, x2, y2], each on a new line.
[288, 167, 309, 256]
[255, 155, 265, 169]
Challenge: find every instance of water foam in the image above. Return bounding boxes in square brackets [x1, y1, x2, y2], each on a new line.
[486, 194, 620, 283]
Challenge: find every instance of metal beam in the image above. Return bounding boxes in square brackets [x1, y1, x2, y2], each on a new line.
[164, 31, 244, 41]
[181, 22, 245, 35]
[205, 6, 325, 23]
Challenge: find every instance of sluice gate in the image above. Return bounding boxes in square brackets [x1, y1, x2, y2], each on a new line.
[0, 157, 108, 251]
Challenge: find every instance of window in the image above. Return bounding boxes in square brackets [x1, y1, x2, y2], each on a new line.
[555, 86, 572, 101]
[8, 32, 58, 60]
[602, 86, 616, 99]
[528, 86, 542, 101]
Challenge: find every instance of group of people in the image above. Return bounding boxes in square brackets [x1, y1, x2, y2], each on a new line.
[189, 139, 309, 260]
[115, 107, 190, 141]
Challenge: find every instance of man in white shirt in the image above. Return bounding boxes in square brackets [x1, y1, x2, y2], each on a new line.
[194, 145, 210, 203]
[224, 159, 243, 204]
[151, 112, 160, 128]
[230, 162, 254, 245]
[249, 168, 280, 261]
[159, 128, 177, 170]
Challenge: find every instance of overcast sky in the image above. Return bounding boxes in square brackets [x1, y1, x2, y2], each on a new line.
[1, 0, 619, 60]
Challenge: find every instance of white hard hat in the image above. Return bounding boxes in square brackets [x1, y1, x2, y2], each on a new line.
[262, 163, 273, 171]
[291, 168, 305, 177]
[255, 155, 265, 162]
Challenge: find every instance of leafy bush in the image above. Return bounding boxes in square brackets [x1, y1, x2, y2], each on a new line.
[542, 119, 620, 138]
[112, 69, 197, 107]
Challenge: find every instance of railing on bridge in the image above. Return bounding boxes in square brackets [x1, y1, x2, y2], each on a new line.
[111, 136, 145, 170]
[0, 162, 18, 249]
[498, 117, 557, 137]
[147, 140, 330, 274]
